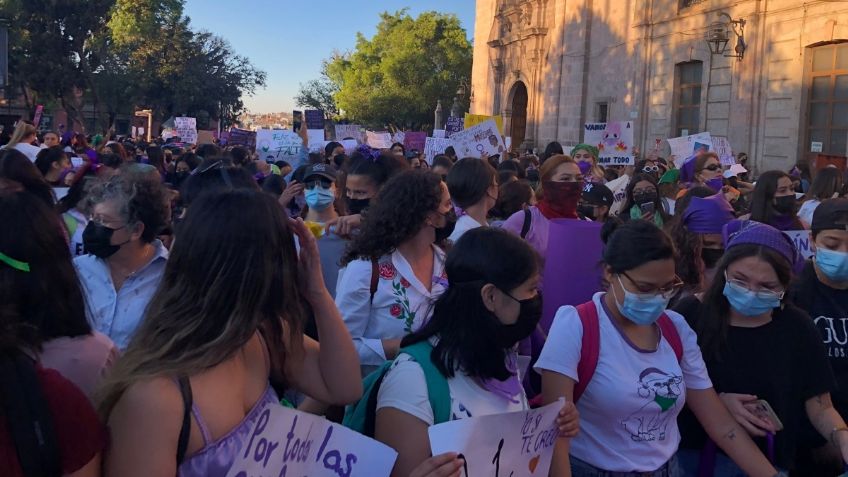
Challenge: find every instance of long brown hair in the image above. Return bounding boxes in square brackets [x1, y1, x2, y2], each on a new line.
[97, 189, 305, 417]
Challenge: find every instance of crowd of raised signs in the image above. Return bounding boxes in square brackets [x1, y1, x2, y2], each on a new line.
[5, 116, 848, 477]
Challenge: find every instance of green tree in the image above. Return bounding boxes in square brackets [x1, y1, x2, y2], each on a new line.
[295, 59, 340, 118]
[327, 9, 472, 130]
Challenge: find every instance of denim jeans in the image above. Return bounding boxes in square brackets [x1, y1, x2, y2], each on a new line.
[571, 455, 680, 477]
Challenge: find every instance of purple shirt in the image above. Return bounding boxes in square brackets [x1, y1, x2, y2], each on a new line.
[502, 206, 550, 257]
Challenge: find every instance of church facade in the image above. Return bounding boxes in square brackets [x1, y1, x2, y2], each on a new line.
[470, 0, 848, 172]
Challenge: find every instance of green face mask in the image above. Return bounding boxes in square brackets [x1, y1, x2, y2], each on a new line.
[653, 394, 678, 412]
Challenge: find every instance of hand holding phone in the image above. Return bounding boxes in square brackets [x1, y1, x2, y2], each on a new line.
[639, 202, 655, 216]
[745, 399, 784, 432]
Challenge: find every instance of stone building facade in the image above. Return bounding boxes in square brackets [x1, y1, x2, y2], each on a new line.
[471, 0, 848, 172]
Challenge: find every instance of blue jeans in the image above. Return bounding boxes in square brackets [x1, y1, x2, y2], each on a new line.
[571, 455, 680, 477]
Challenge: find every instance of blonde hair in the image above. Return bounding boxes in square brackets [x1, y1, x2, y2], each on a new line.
[7, 122, 37, 148]
[538, 154, 576, 198]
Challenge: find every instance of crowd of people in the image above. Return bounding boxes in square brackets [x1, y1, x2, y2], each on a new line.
[2, 117, 848, 477]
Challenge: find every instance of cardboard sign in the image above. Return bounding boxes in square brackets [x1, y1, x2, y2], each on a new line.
[583, 121, 635, 166]
[464, 113, 504, 135]
[335, 125, 362, 142]
[450, 119, 505, 158]
[784, 230, 814, 259]
[175, 117, 198, 144]
[712, 136, 735, 166]
[366, 131, 393, 149]
[403, 132, 427, 153]
[228, 128, 257, 149]
[256, 129, 303, 161]
[225, 404, 397, 477]
[667, 133, 712, 167]
[424, 137, 452, 164]
[197, 130, 215, 145]
[433, 129, 446, 139]
[429, 400, 563, 477]
[445, 116, 464, 137]
[305, 110, 324, 130]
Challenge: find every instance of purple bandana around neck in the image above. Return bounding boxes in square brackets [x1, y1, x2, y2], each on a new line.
[682, 193, 735, 234]
[477, 352, 523, 403]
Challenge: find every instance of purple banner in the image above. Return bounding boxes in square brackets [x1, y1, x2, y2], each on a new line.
[227, 128, 256, 149]
[403, 132, 427, 153]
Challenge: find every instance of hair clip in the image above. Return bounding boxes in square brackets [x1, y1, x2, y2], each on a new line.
[0, 252, 30, 272]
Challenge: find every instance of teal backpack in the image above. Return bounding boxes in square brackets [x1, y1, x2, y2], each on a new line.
[343, 341, 451, 437]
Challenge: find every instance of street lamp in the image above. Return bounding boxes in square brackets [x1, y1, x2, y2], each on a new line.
[706, 13, 747, 60]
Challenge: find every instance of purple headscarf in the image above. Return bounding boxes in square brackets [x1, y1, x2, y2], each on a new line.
[679, 154, 698, 183]
[722, 220, 799, 268]
[682, 193, 735, 234]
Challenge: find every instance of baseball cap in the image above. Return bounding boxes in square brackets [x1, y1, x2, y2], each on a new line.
[581, 182, 614, 207]
[723, 164, 748, 179]
[812, 198, 848, 233]
[303, 163, 336, 182]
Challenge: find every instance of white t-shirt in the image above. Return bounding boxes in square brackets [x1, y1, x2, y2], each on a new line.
[798, 199, 820, 228]
[448, 214, 483, 243]
[535, 292, 712, 472]
[377, 351, 528, 425]
[13, 142, 42, 162]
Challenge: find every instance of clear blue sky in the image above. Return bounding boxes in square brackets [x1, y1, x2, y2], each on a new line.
[183, 1, 476, 114]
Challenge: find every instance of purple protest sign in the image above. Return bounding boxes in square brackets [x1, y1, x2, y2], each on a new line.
[445, 116, 464, 138]
[305, 110, 324, 130]
[541, 219, 604, 333]
[403, 131, 427, 153]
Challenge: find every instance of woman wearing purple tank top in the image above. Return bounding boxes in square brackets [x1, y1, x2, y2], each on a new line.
[96, 189, 363, 477]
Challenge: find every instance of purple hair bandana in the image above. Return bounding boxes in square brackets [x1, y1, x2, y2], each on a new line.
[682, 193, 735, 234]
[723, 220, 798, 266]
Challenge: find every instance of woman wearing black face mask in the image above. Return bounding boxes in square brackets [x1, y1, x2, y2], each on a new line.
[747, 170, 803, 231]
[374, 227, 578, 477]
[74, 175, 169, 350]
[620, 173, 668, 228]
[337, 170, 456, 377]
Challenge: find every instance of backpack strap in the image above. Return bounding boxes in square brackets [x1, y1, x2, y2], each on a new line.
[574, 301, 601, 403]
[0, 352, 61, 477]
[402, 341, 452, 424]
[520, 208, 532, 239]
[176, 376, 193, 466]
[657, 313, 683, 363]
[369, 258, 379, 304]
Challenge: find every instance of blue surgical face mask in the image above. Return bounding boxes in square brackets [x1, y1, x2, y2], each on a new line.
[612, 275, 670, 326]
[305, 187, 335, 211]
[816, 248, 848, 283]
[722, 280, 781, 317]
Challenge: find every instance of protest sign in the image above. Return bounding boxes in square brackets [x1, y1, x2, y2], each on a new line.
[424, 137, 452, 164]
[33, 105, 44, 128]
[505, 137, 512, 151]
[228, 128, 257, 149]
[667, 133, 712, 167]
[256, 129, 303, 161]
[307, 129, 326, 153]
[542, 219, 604, 333]
[197, 130, 215, 145]
[433, 129, 446, 139]
[429, 400, 563, 477]
[341, 139, 358, 155]
[175, 117, 198, 144]
[335, 125, 362, 142]
[712, 136, 735, 166]
[583, 121, 635, 166]
[464, 113, 504, 135]
[305, 110, 324, 130]
[605, 173, 631, 216]
[404, 132, 427, 153]
[784, 230, 814, 260]
[392, 131, 405, 145]
[450, 119, 505, 158]
[225, 404, 397, 477]
[366, 131, 393, 149]
[445, 116, 464, 137]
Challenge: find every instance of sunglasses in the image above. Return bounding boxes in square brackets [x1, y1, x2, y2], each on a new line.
[305, 178, 333, 189]
[703, 164, 721, 172]
[642, 165, 660, 173]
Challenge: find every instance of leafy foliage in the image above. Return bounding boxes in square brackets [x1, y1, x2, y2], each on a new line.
[295, 59, 340, 117]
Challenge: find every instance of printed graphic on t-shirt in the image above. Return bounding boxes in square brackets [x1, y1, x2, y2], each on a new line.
[621, 367, 682, 442]
[814, 315, 848, 358]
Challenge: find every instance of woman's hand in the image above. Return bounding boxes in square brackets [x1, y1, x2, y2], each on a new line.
[280, 180, 305, 207]
[556, 401, 579, 437]
[720, 393, 775, 437]
[288, 217, 328, 302]
[408, 453, 464, 477]
[326, 214, 362, 237]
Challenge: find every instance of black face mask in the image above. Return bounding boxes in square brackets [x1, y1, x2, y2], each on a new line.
[494, 293, 543, 348]
[346, 197, 371, 215]
[174, 171, 190, 186]
[434, 209, 457, 243]
[701, 248, 724, 269]
[577, 204, 597, 221]
[82, 221, 128, 259]
[634, 191, 658, 206]
[773, 195, 796, 215]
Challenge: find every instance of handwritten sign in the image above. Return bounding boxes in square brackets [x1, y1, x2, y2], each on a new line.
[256, 129, 303, 160]
[450, 119, 505, 158]
[335, 125, 362, 142]
[404, 132, 427, 153]
[433, 129, 446, 139]
[228, 128, 257, 148]
[445, 117, 464, 137]
[341, 139, 358, 155]
[606, 173, 631, 216]
[712, 136, 735, 166]
[429, 400, 563, 477]
[784, 230, 814, 259]
[583, 121, 635, 165]
[392, 131, 405, 146]
[667, 133, 712, 167]
[366, 131, 393, 149]
[424, 137, 452, 164]
[308, 129, 326, 153]
[305, 110, 324, 130]
[175, 117, 198, 144]
[464, 113, 504, 135]
[225, 404, 397, 477]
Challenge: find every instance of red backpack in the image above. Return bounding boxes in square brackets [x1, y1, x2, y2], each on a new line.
[573, 300, 683, 403]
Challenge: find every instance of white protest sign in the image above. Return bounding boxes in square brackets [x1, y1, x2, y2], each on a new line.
[307, 129, 326, 153]
[667, 133, 712, 167]
[712, 136, 735, 166]
[175, 117, 198, 144]
[606, 173, 631, 216]
[366, 131, 393, 149]
[429, 400, 562, 477]
[583, 121, 635, 165]
[226, 404, 397, 477]
[433, 129, 446, 139]
[392, 131, 405, 145]
[424, 137, 452, 164]
[341, 139, 358, 155]
[449, 119, 505, 158]
[256, 129, 304, 161]
[335, 124, 362, 142]
[784, 230, 814, 259]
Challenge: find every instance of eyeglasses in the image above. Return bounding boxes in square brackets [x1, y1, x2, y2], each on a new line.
[621, 272, 684, 299]
[305, 178, 333, 189]
[702, 164, 721, 172]
[642, 165, 660, 173]
[723, 272, 785, 300]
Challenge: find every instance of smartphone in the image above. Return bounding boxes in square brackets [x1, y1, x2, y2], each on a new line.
[749, 399, 784, 431]
[640, 202, 655, 215]
[292, 110, 303, 132]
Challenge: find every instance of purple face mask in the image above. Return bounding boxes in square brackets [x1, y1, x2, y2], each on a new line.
[706, 177, 724, 192]
[577, 161, 592, 175]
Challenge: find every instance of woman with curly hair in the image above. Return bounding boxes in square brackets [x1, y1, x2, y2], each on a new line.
[335, 170, 455, 376]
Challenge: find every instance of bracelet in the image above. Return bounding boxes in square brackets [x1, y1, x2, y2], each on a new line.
[830, 426, 848, 445]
